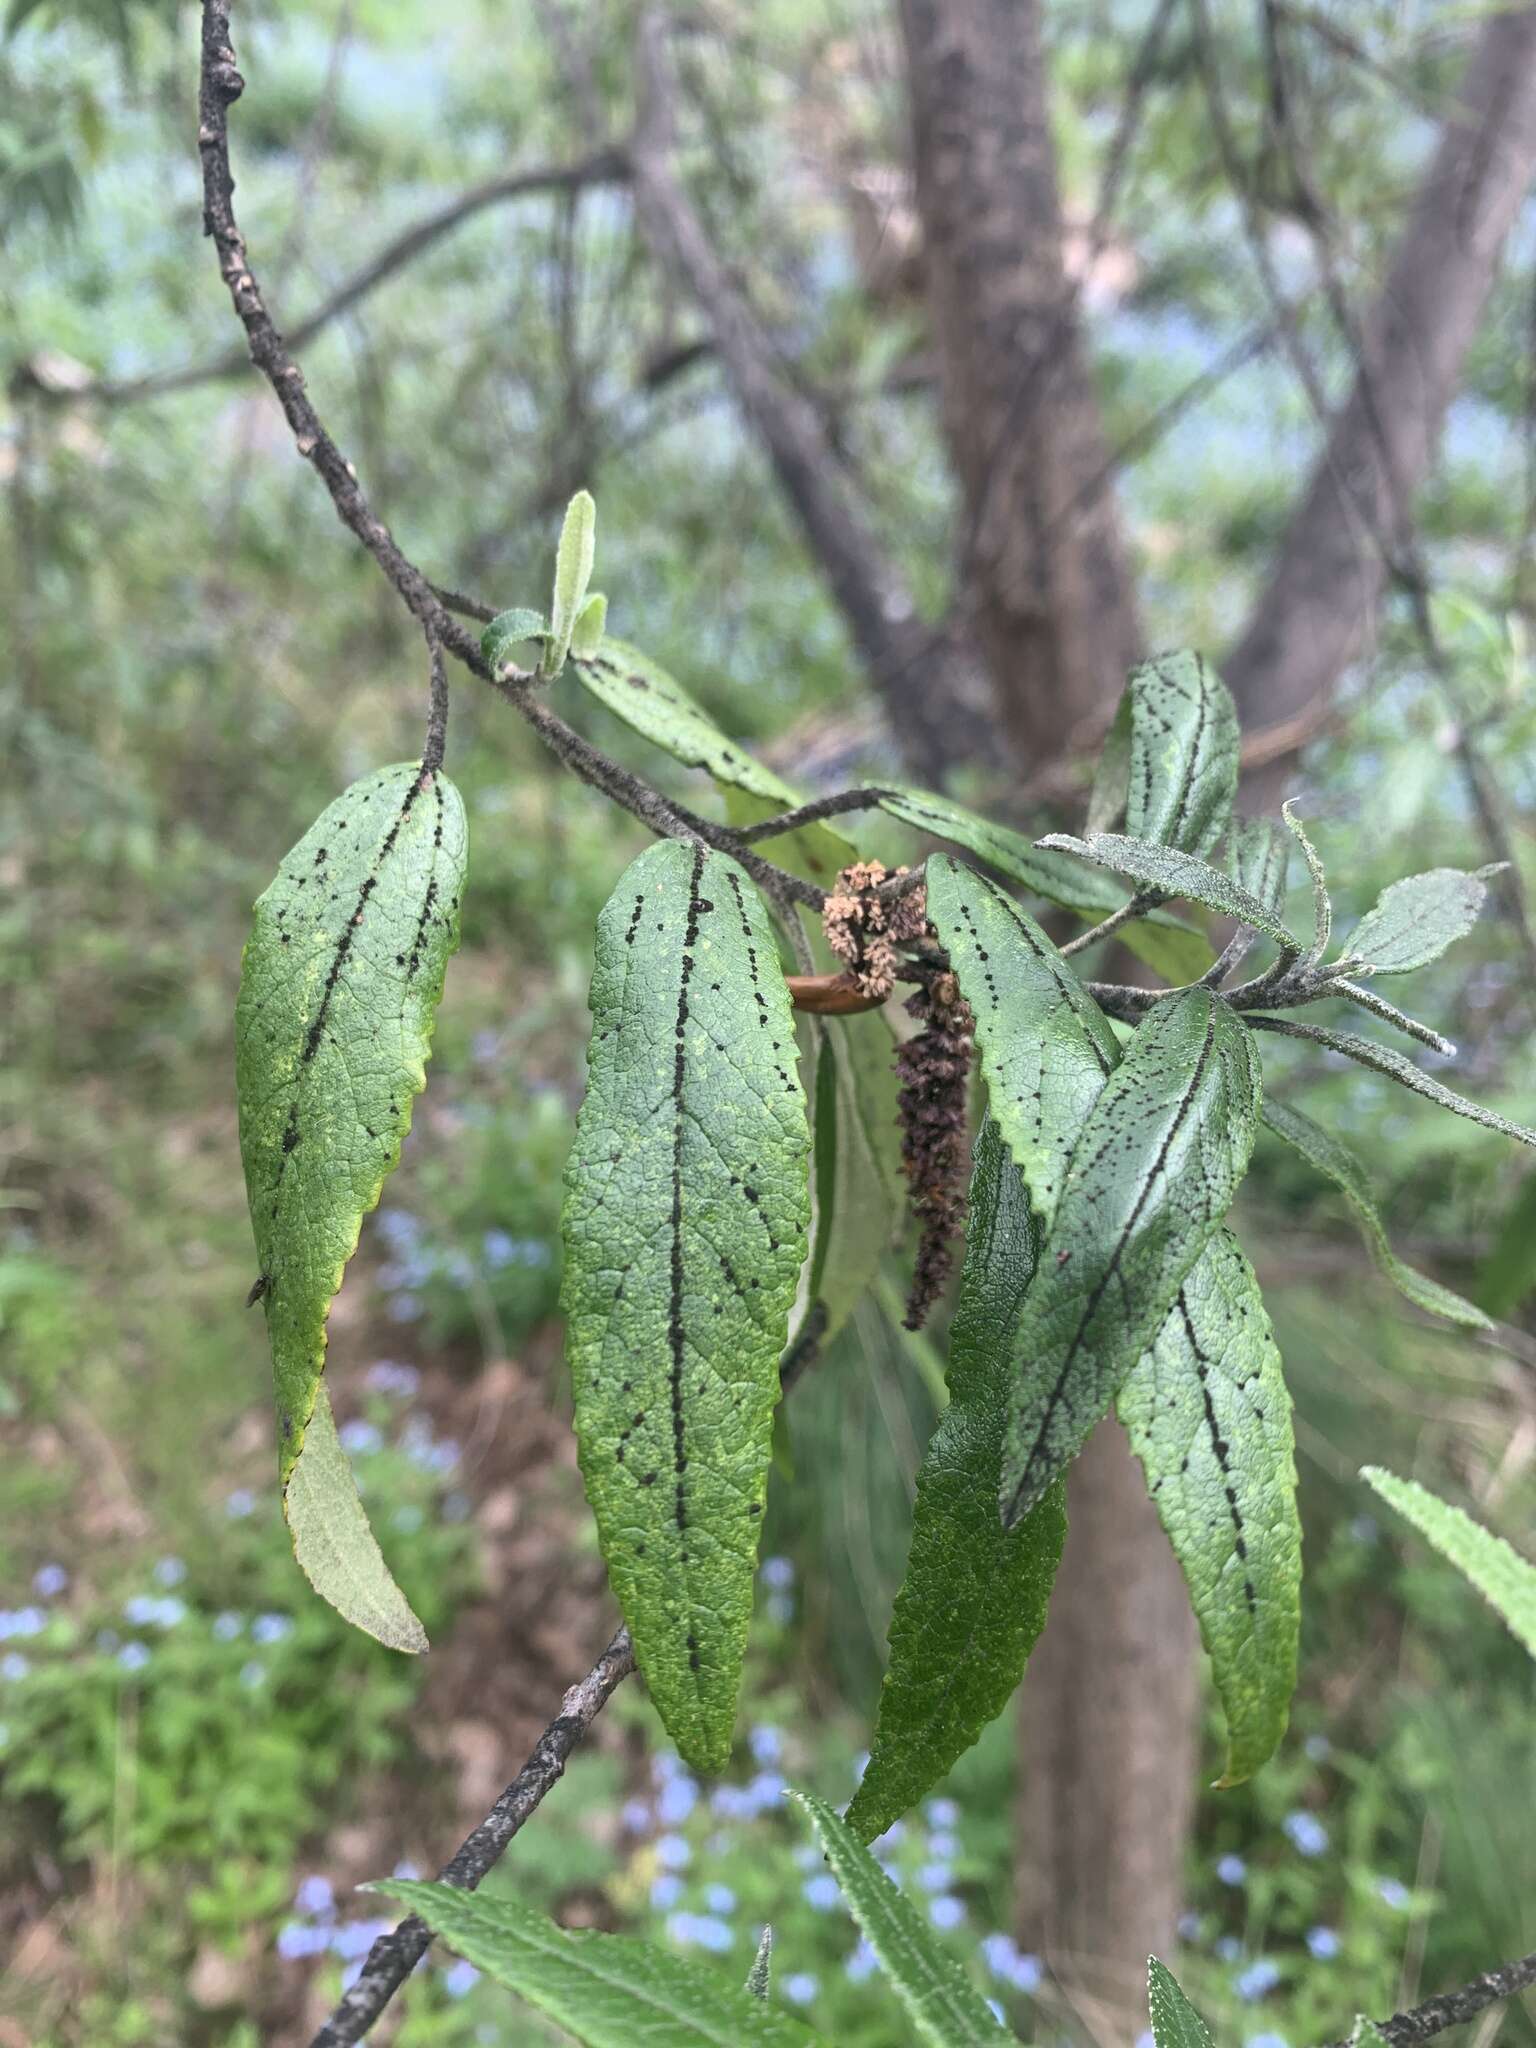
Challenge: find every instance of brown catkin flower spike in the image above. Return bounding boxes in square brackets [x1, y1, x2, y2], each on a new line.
[821, 861, 927, 1002]
[894, 967, 974, 1331]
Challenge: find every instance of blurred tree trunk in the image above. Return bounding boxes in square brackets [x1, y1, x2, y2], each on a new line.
[897, 0, 1198, 2018]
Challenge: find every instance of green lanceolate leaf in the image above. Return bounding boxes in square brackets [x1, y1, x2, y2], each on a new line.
[791, 1794, 1014, 2048]
[573, 636, 793, 806]
[1147, 1958, 1216, 2048]
[236, 762, 466, 1649]
[1119, 1230, 1299, 1783]
[1039, 832, 1302, 952]
[1226, 817, 1289, 914]
[374, 1882, 825, 2048]
[1260, 1099, 1491, 1329]
[847, 1120, 1067, 1842]
[1281, 802, 1331, 959]
[546, 488, 597, 674]
[563, 841, 810, 1770]
[799, 1013, 903, 1344]
[1111, 651, 1241, 857]
[1343, 865, 1499, 975]
[1247, 1018, 1536, 1149]
[1362, 1468, 1536, 1658]
[571, 591, 608, 659]
[877, 785, 1207, 981]
[286, 1385, 428, 1652]
[999, 988, 1262, 1527]
[925, 856, 1120, 1223]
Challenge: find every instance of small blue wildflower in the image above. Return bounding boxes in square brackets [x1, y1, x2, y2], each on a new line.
[926, 1798, 960, 1828]
[872, 1821, 905, 1852]
[1283, 1811, 1328, 1857]
[482, 1230, 517, 1268]
[1245, 2034, 1291, 2048]
[650, 1875, 684, 1910]
[982, 1934, 1019, 1979]
[1304, 1733, 1332, 1763]
[1377, 1877, 1411, 1911]
[749, 1723, 782, 1764]
[32, 1564, 68, 1598]
[803, 1874, 841, 1911]
[1216, 1936, 1243, 1963]
[1306, 1927, 1340, 1960]
[652, 1748, 684, 1783]
[782, 1973, 818, 2006]
[391, 1861, 421, 1881]
[765, 1592, 793, 1625]
[154, 1556, 186, 1588]
[388, 1293, 423, 1323]
[340, 1962, 362, 1992]
[330, 1919, 393, 1961]
[1217, 1854, 1247, 1887]
[443, 1959, 480, 1997]
[667, 1912, 734, 1953]
[239, 1660, 266, 1688]
[123, 1595, 183, 1628]
[928, 1895, 966, 1931]
[1, 1652, 33, 1681]
[845, 1939, 878, 1983]
[225, 1489, 256, 1519]
[375, 1208, 422, 1250]
[1009, 1952, 1042, 1993]
[928, 1830, 960, 1861]
[1178, 1912, 1202, 1941]
[710, 1785, 753, 1819]
[1236, 1959, 1281, 2001]
[0, 1608, 45, 1641]
[622, 1798, 652, 1833]
[792, 1844, 820, 1870]
[656, 1776, 698, 1826]
[759, 1557, 794, 1589]
[115, 1644, 148, 1674]
[704, 1886, 736, 1916]
[366, 1361, 420, 1397]
[878, 1859, 902, 1887]
[252, 1613, 293, 1646]
[1136, 2032, 1155, 2048]
[277, 1921, 330, 1960]
[655, 1833, 691, 1870]
[989, 2001, 1008, 2025]
[919, 1862, 954, 1893]
[212, 1611, 243, 1642]
[338, 1419, 383, 1457]
[747, 1770, 786, 1812]
[295, 1874, 334, 1917]
[442, 1251, 475, 1288]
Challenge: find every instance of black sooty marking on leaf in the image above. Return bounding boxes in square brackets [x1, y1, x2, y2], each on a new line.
[1007, 1004, 1218, 1522]
[299, 772, 423, 1066]
[667, 846, 708, 1545]
[1178, 1288, 1256, 1611]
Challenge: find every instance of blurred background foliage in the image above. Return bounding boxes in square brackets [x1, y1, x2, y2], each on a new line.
[2, 0, 1534, 2043]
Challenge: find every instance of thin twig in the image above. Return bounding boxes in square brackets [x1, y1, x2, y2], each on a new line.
[1059, 893, 1159, 959]
[1324, 1948, 1536, 2048]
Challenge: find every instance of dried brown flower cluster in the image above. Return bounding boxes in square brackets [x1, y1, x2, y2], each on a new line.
[894, 968, 975, 1331]
[821, 860, 928, 1002]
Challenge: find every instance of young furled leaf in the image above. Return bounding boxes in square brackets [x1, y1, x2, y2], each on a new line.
[236, 762, 466, 1649]
[1281, 802, 1331, 960]
[875, 785, 1207, 982]
[847, 1120, 1067, 1843]
[1343, 865, 1500, 975]
[791, 1794, 1015, 2048]
[373, 1882, 825, 2048]
[1039, 832, 1302, 952]
[1247, 1018, 1536, 1149]
[570, 591, 608, 659]
[481, 607, 549, 673]
[545, 488, 597, 675]
[1260, 1099, 1491, 1328]
[563, 841, 810, 1771]
[1361, 1468, 1536, 1658]
[1119, 1231, 1300, 1784]
[925, 856, 1120, 1223]
[999, 989, 1262, 1527]
[1087, 652, 1240, 858]
[1147, 1957, 1216, 2048]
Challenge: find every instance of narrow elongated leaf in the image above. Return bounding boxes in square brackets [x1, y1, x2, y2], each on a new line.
[999, 989, 1262, 1526]
[374, 1882, 825, 2048]
[875, 784, 1207, 980]
[791, 1794, 1014, 2048]
[1147, 1958, 1216, 2048]
[563, 841, 810, 1770]
[925, 856, 1119, 1223]
[1260, 1099, 1490, 1328]
[1247, 1018, 1536, 1149]
[1344, 866, 1497, 975]
[1117, 651, 1240, 857]
[236, 762, 466, 1647]
[1039, 832, 1302, 951]
[1281, 802, 1331, 959]
[847, 1120, 1066, 1842]
[547, 489, 597, 673]
[1361, 1468, 1536, 1658]
[1226, 817, 1288, 915]
[1119, 1231, 1299, 1783]
[571, 591, 609, 659]
[798, 1013, 903, 1343]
